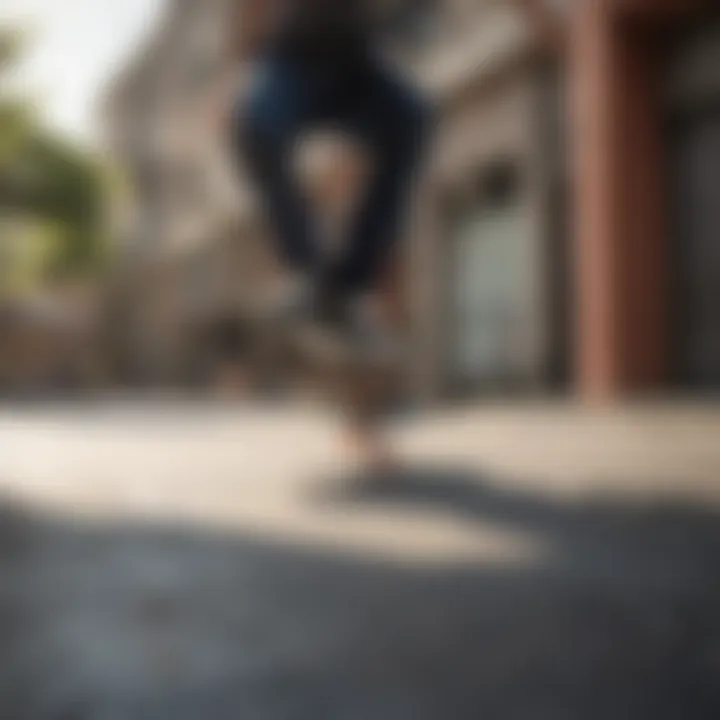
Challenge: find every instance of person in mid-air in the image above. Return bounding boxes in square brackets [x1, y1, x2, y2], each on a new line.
[228, 0, 432, 354]
[227, 0, 433, 470]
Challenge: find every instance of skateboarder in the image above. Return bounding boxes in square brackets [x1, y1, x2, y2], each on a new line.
[227, 0, 432, 360]
[226, 0, 433, 471]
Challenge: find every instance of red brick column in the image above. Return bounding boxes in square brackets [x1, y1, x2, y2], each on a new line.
[571, 0, 670, 400]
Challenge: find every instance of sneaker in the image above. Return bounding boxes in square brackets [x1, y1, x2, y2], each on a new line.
[301, 291, 402, 368]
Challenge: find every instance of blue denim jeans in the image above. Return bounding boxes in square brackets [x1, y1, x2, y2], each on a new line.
[232, 53, 431, 294]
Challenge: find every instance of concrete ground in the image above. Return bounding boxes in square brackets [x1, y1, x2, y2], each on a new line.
[1, 400, 720, 719]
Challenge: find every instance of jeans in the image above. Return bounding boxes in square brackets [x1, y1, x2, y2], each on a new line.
[231, 53, 431, 294]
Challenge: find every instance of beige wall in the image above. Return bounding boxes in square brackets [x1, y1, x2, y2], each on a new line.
[412, 63, 557, 398]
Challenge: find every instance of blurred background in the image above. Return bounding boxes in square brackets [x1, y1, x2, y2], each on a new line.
[0, 0, 719, 402]
[1, 1, 720, 718]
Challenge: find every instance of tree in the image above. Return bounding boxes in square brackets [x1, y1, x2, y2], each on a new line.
[0, 26, 108, 288]
[15, 132, 108, 275]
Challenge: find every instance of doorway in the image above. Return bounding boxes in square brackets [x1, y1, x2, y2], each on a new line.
[446, 161, 536, 393]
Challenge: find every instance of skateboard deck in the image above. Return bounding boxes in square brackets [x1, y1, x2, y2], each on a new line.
[291, 324, 404, 428]
[245, 296, 404, 426]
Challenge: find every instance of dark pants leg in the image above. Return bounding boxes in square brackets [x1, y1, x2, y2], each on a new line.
[233, 55, 431, 294]
[232, 58, 321, 273]
[331, 63, 431, 293]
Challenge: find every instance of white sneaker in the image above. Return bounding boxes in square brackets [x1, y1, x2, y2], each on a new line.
[286, 287, 402, 368]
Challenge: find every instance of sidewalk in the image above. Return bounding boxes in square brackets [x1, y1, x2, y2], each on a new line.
[1, 401, 718, 559]
[1, 401, 719, 719]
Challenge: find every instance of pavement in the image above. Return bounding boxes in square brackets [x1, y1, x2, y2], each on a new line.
[1, 400, 720, 719]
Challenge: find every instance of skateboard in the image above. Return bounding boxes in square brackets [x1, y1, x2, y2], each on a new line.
[244, 291, 404, 426]
[289, 321, 404, 428]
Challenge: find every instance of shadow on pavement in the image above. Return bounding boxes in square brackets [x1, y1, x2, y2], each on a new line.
[1, 466, 720, 720]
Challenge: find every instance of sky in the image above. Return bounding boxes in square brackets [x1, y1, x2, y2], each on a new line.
[0, 0, 166, 145]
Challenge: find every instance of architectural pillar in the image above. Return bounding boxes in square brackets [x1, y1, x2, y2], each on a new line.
[571, 0, 671, 399]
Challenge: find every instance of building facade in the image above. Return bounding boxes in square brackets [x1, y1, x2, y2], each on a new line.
[104, 0, 720, 402]
[408, 1, 566, 399]
[104, 0, 260, 385]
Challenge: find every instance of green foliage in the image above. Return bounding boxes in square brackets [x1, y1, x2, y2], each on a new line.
[19, 133, 108, 274]
[0, 218, 58, 294]
[0, 24, 108, 286]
